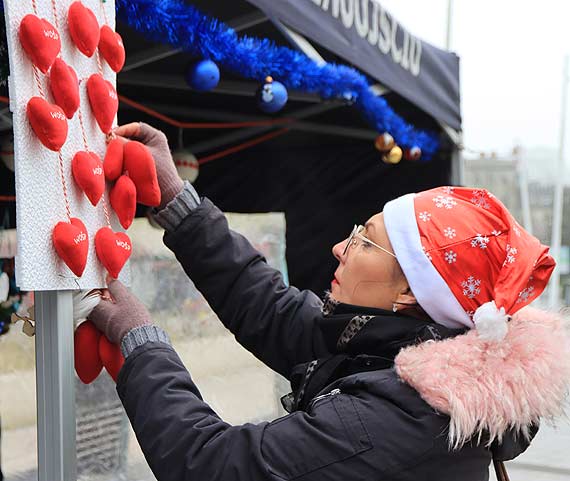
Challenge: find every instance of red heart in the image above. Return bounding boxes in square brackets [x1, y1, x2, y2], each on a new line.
[95, 227, 132, 279]
[110, 175, 137, 229]
[74, 320, 103, 384]
[68, 1, 100, 57]
[72, 151, 105, 206]
[27, 97, 68, 151]
[52, 217, 89, 277]
[104, 137, 124, 181]
[18, 14, 61, 74]
[49, 58, 79, 119]
[86, 73, 118, 134]
[98, 25, 125, 73]
[123, 141, 161, 206]
[99, 334, 125, 382]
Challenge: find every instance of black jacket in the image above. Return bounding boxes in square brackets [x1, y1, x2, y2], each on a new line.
[116, 198, 539, 481]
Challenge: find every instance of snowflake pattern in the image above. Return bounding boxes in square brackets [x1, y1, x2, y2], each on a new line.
[461, 276, 481, 299]
[470, 234, 490, 249]
[491, 230, 502, 237]
[444, 227, 457, 239]
[513, 225, 521, 237]
[503, 244, 518, 265]
[444, 250, 457, 264]
[516, 286, 535, 304]
[432, 195, 457, 209]
[422, 245, 432, 261]
[418, 211, 432, 222]
[442, 186, 455, 195]
[470, 190, 491, 209]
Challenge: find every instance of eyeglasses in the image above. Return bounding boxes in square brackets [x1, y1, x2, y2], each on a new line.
[342, 225, 397, 258]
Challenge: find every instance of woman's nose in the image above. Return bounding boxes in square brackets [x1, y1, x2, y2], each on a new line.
[332, 240, 346, 262]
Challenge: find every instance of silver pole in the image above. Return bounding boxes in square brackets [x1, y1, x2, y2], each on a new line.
[548, 56, 569, 309]
[35, 291, 77, 481]
[446, 0, 454, 50]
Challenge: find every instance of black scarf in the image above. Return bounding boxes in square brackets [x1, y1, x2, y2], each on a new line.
[282, 298, 466, 413]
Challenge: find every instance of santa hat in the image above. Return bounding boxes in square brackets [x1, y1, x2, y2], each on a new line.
[383, 186, 556, 341]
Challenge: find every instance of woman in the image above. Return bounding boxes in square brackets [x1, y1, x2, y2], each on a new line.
[90, 123, 570, 481]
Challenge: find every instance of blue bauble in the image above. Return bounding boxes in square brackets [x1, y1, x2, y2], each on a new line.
[186, 60, 220, 92]
[257, 79, 288, 113]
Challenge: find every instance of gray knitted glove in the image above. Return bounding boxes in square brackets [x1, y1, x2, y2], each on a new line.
[112, 122, 184, 210]
[88, 279, 152, 345]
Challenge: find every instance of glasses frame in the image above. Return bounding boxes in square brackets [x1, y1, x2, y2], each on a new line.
[342, 225, 397, 258]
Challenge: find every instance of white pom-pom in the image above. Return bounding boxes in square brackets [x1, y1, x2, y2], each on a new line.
[473, 301, 509, 342]
[73, 290, 101, 322]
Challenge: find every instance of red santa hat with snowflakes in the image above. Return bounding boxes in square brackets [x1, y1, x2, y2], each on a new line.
[383, 186, 556, 341]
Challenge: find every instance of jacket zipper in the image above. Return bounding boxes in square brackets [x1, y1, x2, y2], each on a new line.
[309, 388, 341, 409]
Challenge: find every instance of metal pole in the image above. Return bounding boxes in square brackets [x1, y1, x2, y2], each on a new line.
[548, 55, 569, 309]
[446, 0, 454, 50]
[35, 290, 76, 481]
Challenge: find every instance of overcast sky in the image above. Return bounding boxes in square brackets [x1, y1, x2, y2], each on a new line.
[380, 0, 570, 159]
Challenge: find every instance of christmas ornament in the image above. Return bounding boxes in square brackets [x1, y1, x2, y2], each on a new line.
[173, 149, 199, 183]
[86, 73, 118, 134]
[52, 218, 89, 277]
[99, 334, 125, 381]
[104, 137, 124, 181]
[26, 97, 68, 151]
[98, 25, 125, 73]
[257, 77, 288, 113]
[110, 175, 137, 229]
[95, 227, 131, 278]
[71, 151, 105, 206]
[49, 58, 80, 119]
[123, 141, 161, 206]
[67, 1, 100, 57]
[374, 132, 395, 152]
[186, 59, 220, 92]
[74, 320, 103, 384]
[382, 146, 403, 165]
[18, 14, 61, 74]
[404, 146, 422, 161]
[1, 136, 14, 172]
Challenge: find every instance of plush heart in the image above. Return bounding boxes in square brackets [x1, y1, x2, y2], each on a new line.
[99, 334, 125, 382]
[74, 320, 103, 384]
[27, 97, 68, 151]
[95, 227, 132, 279]
[52, 217, 89, 277]
[49, 58, 80, 119]
[68, 1, 100, 57]
[86, 73, 118, 134]
[104, 138, 124, 181]
[18, 14, 61, 74]
[98, 25, 125, 73]
[72, 151, 105, 206]
[123, 141, 161, 206]
[110, 175, 137, 229]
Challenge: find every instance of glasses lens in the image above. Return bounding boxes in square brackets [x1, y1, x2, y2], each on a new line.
[343, 225, 358, 256]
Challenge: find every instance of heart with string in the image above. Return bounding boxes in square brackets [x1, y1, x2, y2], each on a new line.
[74, 320, 103, 384]
[52, 217, 89, 277]
[68, 1, 100, 57]
[123, 141, 161, 206]
[99, 335, 125, 382]
[104, 137, 124, 181]
[18, 14, 61, 73]
[86, 73, 118, 134]
[27, 97, 68, 151]
[98, 25, 125, 73]
[95, 227, 132, 279]
[72, 151, 105, 206]
[49, 58, 80, 119]
[110, 175, 137, 229]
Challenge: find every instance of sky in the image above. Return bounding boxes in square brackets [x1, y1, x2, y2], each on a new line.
[380, 0, 570, 160]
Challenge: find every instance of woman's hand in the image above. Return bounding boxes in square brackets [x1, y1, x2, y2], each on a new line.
[112, 122, 184, 209]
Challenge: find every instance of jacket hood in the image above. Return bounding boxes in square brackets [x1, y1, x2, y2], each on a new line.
[395, 307, 570, 449]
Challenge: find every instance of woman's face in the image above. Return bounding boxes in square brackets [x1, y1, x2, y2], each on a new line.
[331, 213, 409, 310]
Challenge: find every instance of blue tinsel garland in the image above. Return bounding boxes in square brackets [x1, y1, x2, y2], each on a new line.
[116, 0, 439, 158]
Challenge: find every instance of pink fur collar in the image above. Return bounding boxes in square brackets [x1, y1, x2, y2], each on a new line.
[395, 307, 570, 448]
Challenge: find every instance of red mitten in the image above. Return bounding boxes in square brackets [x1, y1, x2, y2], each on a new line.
[72, 151, 105, 206]
[49, 58, 80, 119]
[52, 217, 89, 277]
[95, 227, 132, 278]
[86, 73, 118, 134]
[104, 137, 124, 181]
[74, 320, 103, 384]
[67, 1, 100, 57]
[110, 175, 137, 229]
[123, 141, 161, 206]
[98, 25, 125, 73]
[27, 97, 68, 151]
[99, 334, 125, 382]
[18, 14, 61, 73]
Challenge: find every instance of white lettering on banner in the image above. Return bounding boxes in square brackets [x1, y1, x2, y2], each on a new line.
[74, 233, 86, 245]
[378, 7, 390, 54]
[93, 167, 103, 175]
[354, 0, 369, 38]
[390, 16, 402, 63]
[340, 0, 354, 29]
[116, 240, 131, 251]
[367, 1, 379, 44]
[50, 111, 65, 121]
[44, 30, 59, 40]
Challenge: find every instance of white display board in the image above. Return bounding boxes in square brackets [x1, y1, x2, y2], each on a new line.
[3, 0, 129, 290]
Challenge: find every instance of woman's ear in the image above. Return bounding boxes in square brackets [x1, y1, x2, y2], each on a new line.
[394, 285, 417, 307]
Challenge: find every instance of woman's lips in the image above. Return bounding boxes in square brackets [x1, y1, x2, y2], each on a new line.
[331, 279, 339, 287]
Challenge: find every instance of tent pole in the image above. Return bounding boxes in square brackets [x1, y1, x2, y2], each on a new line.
[35, 291, 76, 481]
